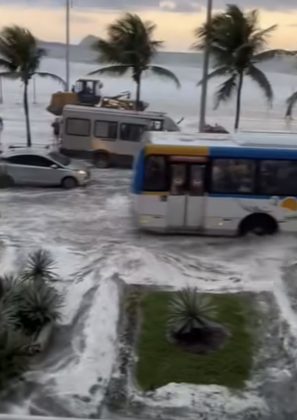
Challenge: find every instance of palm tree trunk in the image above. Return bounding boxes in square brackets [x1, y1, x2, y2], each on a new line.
[135, 73, 141, 111]
[23, 80, 32, 147]
[234, 72, 243, 131]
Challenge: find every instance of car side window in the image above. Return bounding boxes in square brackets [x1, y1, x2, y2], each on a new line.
[6, 155, 53, 167]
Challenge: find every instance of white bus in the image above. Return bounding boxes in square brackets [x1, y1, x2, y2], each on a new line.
[131, 131, 297, 236]
[60, 105, 179, 168]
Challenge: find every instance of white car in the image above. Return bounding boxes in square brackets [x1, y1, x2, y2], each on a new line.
[0, 148, 90, 188]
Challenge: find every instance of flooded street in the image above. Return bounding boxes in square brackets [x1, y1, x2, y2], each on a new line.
[0, 168, 297, 419]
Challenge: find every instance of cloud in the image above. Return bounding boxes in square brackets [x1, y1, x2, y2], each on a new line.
[68, 14, 95, 24]
[159, 1, 176, 11]
[0, 0, 296, 13]
[159, 0, 201, 12]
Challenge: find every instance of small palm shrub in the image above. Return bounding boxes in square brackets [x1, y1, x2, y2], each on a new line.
[168, 288, 217, 335]
[167, 289, 229, 354]
[0, 249, 63, 388]
[0, 329, 30, 388]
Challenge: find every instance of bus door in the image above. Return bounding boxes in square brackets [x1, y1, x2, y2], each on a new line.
[186, 164, 206, 228]
[167, 157, 207, 229]
[167, 163, 187, 227]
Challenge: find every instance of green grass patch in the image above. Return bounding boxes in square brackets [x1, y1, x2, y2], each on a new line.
[136, 292, 255, 391]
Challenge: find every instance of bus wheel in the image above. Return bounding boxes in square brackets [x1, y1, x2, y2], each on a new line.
[239, 214, 278, 236]
[93, 152, 110, 169]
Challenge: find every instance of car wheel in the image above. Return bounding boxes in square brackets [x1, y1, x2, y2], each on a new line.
[61, 177, 78, 189]
[93, 152, 110, 169]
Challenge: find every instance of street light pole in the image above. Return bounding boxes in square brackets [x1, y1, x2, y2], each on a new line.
[199, 0, 213, 132]
[66, 0, 70, 91]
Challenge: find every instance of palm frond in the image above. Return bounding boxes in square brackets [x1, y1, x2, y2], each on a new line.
[88, 65, 130, 77]
[0, 71, 20, 79]
[0, 58, 13, 70]
[148, 65, 181, 88]
[250, 25, 278, 52]
[247, 64, 273, 105]
[35, 72, 66, 90]
[194, 4, 277, 69]
[214, 73, 238, 109]
[13, 281, 63, 335]
[197, 66, 229, 86]
[92, 39, 122, 64]
[0, 274, 20, 297]
[92, 13, 162, 69]
[254, 49, 296, 62]
[22, 249, 59, 283]
[286, 92, 297, 118]
[0, 25, 44, 77]
[168, 288, 217, 334]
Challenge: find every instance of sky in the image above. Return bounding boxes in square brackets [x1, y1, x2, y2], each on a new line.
[0, 0, 296, 51]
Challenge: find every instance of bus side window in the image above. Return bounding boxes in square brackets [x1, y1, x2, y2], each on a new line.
[66, 118, 90, 137]
[144, 156, 167, 191]
[211, 159, 255, 194]
[170, 164, 186, 195]
[94, 120, 118, 139]
[120, 123, 146, 142]
[259, 160, 297, 195]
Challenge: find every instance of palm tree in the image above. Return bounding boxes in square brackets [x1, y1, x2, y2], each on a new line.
[89, 13, 180, 110]
[195, 5, 293, 130]
[0, 26, 66, 147]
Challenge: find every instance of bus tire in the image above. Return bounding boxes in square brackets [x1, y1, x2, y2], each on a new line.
[239, 213, 278, 236]
[61, 176, 78, 189]
[93, 152, 110, 169]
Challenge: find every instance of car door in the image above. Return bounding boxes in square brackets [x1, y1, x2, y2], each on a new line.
[26, 155, 64, 185]
[5, 154, 62, 186]
[4, 155, 28, 185]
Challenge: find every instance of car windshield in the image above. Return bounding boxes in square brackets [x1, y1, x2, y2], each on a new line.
[48, 152, 71, 166]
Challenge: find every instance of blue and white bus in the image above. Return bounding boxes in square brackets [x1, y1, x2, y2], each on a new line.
[131, 131, 297, 236]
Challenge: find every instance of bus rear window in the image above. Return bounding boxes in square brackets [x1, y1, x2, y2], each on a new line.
[144, 156, 167, 191]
